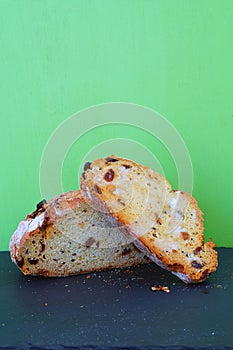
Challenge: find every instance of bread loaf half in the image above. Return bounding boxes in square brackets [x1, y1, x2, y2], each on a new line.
[10, 190, 148, 277]
[81, 155, 218, 283]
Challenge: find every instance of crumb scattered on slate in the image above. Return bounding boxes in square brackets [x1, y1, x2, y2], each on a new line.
[151, 285, 170, 293]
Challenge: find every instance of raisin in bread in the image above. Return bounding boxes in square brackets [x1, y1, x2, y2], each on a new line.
[10, 190, 148, 277]
[81, 155, 218, 283]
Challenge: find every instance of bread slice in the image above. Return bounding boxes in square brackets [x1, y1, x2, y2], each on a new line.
[80, 155, 218, 283]
[10, 190, 148, 277]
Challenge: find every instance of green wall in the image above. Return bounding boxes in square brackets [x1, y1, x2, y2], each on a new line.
[1, 0, 232, 250]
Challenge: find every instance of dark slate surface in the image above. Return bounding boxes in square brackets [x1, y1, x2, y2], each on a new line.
[0, 248, 233, 349]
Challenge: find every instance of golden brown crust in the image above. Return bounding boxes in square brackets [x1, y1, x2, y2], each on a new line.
[81, 155, 218, 283]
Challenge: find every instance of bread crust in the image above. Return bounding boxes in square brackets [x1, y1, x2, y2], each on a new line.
[81, 155, 218, 283]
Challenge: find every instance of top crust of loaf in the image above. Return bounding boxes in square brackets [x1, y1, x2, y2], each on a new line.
[80, 155, 218, 283]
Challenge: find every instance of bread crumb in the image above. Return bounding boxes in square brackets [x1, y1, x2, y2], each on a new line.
[151, 285, 170, 293]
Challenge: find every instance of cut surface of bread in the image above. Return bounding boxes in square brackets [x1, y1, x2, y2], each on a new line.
[81, 155, 218, 283]
[10, 190, 148, 277]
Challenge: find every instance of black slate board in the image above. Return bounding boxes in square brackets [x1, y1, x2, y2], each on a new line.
[0, 248, 233, 350]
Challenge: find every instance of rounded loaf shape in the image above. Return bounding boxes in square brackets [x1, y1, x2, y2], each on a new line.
[10, 190, 148, 277]
[81, 155, 218, 283]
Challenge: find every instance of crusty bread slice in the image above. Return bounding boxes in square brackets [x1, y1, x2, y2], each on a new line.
[10, 190, 148, 277]
[81, 155, 218, 283]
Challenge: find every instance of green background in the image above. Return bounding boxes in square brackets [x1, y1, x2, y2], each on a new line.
[0, 0, 232, 251]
